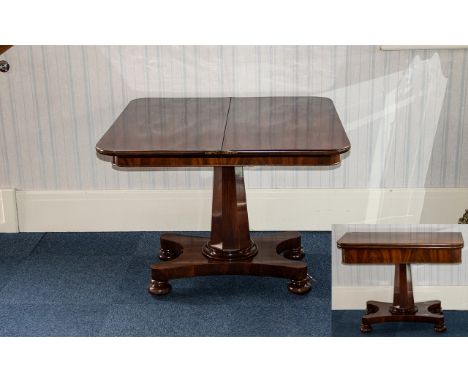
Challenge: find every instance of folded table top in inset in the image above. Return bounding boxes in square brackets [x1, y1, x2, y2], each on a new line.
[337, 232, 464, 264]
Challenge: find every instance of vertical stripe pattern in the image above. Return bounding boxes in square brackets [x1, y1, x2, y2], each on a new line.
[0, 46, 467, 190]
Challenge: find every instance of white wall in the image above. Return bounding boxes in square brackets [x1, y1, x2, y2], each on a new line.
[12, 188, 468, 232]
[1, 46, 468, 191]
[0, 190, 18, 232]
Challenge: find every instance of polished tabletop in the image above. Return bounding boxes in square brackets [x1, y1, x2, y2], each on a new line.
[224, 97, 349, 154]
[337, 232, 465, 249]
[96, 97, 350, 166]
[96, 98, 229, 156]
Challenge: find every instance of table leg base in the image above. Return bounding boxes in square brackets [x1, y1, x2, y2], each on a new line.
[287, 275, 312, 294]
[276, 235, 305, 260]
[158, 236, 183, 261]
[360, 300, 446, 333]
[148, 279, 172, 295]
[149, 232, 311, 296]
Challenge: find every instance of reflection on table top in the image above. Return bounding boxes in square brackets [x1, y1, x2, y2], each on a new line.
[96, 97, 350, 158]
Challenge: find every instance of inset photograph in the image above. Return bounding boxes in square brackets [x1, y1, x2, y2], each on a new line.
[332, 224, 467, 336]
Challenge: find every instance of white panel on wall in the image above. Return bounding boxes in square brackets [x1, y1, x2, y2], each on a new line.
[15, 188, 468, 232]
[1, 46, 468, 191]
[0, 189, 18, 233]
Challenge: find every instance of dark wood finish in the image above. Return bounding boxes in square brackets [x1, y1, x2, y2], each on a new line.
[338, 232, 463, 264]
[338, 232, 464, 249]
[112, 153, 341, 167]
[97, 97, 350, 167]
[337, 231, 464, 333]
[391, 264, 416, 314]
[360, 300, 446, 333]
[149, 233, 311, 295]
[202, 167, 257, 260]
[96, 98, 230, 156]
[224, 97, 350, 155]
[96, 97, 350, 294]
[0, 45, 12, 55]
[151, 167, 309, 294]
[340, 247, 461, 264]
[159, 235, 183, 261]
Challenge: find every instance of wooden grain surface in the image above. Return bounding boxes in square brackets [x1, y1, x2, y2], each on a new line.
[224, 97, 350, 155]
[0, 45, 12, 56]
[112, 153, 341, 167]
[338, 232, 464, 264]
[337, 232, 464, 249]
[96, 98, 230, 156]
[96, 97, 350, 165]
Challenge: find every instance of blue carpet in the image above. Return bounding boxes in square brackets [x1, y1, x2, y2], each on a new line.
[0, 233, 43, 292]
[332, 310, 468, 336]
[0, 231, 330, 336]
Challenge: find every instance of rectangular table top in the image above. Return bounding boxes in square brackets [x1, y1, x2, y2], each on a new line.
[338, 232, 464, 264]
[96, 97, 350, 167]
[97, 98, 230, 156]
[224, 97, 349, 154]
[337, 232, 464, 249]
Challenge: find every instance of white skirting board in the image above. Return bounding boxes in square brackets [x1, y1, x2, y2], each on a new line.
[332, 286, 468, 310]
[0, 189, 18, 233]
[12, 187, 468, 232]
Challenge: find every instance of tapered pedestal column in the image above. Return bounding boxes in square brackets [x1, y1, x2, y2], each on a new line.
[149, 166, 311, 296]
[202, 167, 258, 260]
[360, 264, 446, 333]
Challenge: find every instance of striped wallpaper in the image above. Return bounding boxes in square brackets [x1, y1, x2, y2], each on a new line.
[1, 46, 468, 190]
[332, 224, 468, 286]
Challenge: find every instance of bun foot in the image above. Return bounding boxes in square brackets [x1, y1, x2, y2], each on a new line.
[434, 323, 447, 333]
[283, 246, 305, 260]
[428, 303, 442, 315]
[148, 279, 172, 296]
[360, 323, 372, 333]
[276, 234, 305, 260]
[159, 235, 183, 260]
[159, 248, 178, 261]
[288, 275, 311, 295]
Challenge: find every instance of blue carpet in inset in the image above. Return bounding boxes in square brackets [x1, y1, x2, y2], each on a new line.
[332, 310, 468, 336]
[0, 231, 330, 336]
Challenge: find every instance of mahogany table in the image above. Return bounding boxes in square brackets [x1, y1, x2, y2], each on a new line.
[337, 232, 464, 333]
[96, 97, 350, 295]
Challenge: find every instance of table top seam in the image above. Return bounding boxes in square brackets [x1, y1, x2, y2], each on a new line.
[221, 97, 232, 151]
